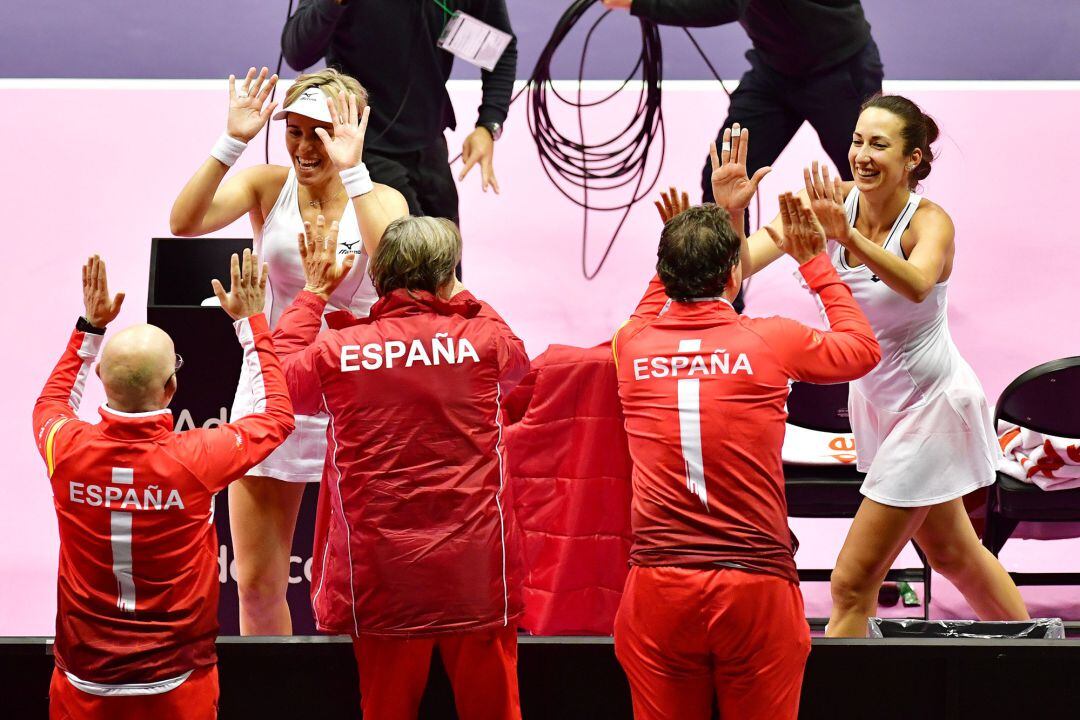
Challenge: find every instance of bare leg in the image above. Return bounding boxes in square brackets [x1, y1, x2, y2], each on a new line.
[228, 475, 307, 635]
[914, 498, 1030, 621]
[827, 498, 931, 637]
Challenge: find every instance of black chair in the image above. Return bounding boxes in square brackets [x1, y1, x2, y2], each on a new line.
[784, 381, 932, 621]
[983, 357, 1080, 588]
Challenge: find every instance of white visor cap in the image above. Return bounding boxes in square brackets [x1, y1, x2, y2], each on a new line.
[272, 87, 333, 123]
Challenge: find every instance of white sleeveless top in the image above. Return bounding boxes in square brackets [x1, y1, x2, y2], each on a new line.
[256, 166, 377, 327]
[832, 188, 955, 413]
[230, 168, 379, 483]
[831, 188, 997, 506]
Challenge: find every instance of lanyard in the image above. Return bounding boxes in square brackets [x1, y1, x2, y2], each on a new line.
[429, 0, 455, 26]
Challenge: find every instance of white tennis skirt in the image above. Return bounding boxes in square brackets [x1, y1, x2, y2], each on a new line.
[850, 361, 999, 508]
[231, 381, 327, 483]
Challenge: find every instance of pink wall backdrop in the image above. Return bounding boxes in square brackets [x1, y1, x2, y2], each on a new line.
[1, 81, 1077, 633]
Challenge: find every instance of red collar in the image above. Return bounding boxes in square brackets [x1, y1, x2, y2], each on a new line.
[326, 289, 481, 329]
[97, 404, 174, 441]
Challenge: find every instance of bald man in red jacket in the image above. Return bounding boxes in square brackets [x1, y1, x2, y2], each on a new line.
[35, 252, 293, 720]
[612, 192, 881, 720]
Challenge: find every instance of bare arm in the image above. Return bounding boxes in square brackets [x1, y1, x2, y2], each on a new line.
[805, 163, 950, 304]
[170, 165, 278, 237]
[842, 208, 953, 303]
[759, 193, 880, 381]
[317, 94, 409, 258]
[351, 185, 409, 258]
[170, 68, 280, 236]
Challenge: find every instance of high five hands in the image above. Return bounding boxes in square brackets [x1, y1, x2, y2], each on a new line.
[82, 256, 126, 329]
[212, 249, 269, 320]
[314, 91, 370, 172]
[765, 193, 826, 265]
[710, 124, 772, 215]
[299, 215, 357, 301]
[655, 187, 691, 223]
[804, 161, 851, 245]
[227, 67, 279, 143]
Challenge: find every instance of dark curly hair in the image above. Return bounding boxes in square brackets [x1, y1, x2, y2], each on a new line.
[862, 94, 940, 189]
[656, 204, 740, 301]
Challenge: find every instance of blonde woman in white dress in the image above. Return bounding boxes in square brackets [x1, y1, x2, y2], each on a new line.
[170, 67, 408, 634]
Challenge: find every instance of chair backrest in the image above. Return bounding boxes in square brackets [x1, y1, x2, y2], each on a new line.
[787, 382, 852, 434]
[995, 357, 1080, 437]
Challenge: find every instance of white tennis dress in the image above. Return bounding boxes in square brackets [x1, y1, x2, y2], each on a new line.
[231, 167, 378, 482]
[831, 188, 998, 507]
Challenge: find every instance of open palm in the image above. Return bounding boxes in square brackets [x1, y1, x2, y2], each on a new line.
[710, 124, 771, 212]
[315, 92, 369, 171]
[227, 67, 278, 143]
[804, 161, 850, 244]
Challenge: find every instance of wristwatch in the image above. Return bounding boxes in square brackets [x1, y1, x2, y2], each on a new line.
[76, 317, 106, 335]
[477, 122, 503, 141]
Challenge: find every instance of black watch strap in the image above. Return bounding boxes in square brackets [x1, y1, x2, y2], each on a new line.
[76, 317, 106, 335]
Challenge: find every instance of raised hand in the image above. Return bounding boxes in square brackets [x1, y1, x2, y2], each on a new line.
[82, 255, 126, 328]
[211, 249, 268, 320]
[765, 193, 826, 265]
[654, 186, 691, 223]
[804, 161, 851, 245]
[298, 215, 357, 300]
[227, 67, 279, 143]
[709, 124, 772, 214]
[315, 92, 369, 171]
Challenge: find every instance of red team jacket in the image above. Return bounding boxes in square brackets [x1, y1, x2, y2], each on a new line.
[504, 344, 634, 635]
[613, 254, 881, 583]
[32, 315, 293, 686]
[273, 289, 530, 637]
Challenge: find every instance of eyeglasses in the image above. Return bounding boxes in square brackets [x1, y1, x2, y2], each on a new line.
[165, 354, 184, 389]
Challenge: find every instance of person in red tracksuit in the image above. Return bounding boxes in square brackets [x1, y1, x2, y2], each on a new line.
[612, 182, 881, 717]
[272, 215, 530, 720]
[35, 252, 293, 720]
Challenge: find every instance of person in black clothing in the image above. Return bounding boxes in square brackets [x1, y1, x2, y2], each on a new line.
[603, 0, 883, 227]
[282, 0, 517, 229]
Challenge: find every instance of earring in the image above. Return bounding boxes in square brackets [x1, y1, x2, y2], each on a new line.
[906, 164, 915, 171]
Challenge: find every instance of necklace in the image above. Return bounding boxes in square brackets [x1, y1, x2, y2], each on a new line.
[306, 189, 344, 208]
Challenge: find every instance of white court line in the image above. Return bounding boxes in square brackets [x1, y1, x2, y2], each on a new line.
[1, 79, 1079, 92]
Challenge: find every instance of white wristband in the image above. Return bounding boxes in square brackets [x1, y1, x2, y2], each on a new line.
[210, 132, 248, 167]
[340, 163, 374, 198]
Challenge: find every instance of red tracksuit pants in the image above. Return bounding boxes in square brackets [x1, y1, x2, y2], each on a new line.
[49, 665, 218, 720]
[615, 566, 810, 720]
[352, 625, 521, 720]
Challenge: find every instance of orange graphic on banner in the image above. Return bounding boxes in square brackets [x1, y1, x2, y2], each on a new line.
[829, 436, 857, 464]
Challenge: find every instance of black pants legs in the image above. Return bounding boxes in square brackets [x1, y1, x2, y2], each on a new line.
[364, 136, 460, 225]
[699, 39, 882, 313]
[700, 38, 885, 201]
[363, 136, 461, 275]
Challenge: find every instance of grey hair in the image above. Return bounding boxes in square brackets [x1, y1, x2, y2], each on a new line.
[370, 216, 462, 297]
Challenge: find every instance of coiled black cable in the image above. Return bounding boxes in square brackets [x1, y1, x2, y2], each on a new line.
[270, 0, 748, 279]
[524, 0, 665, 279]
